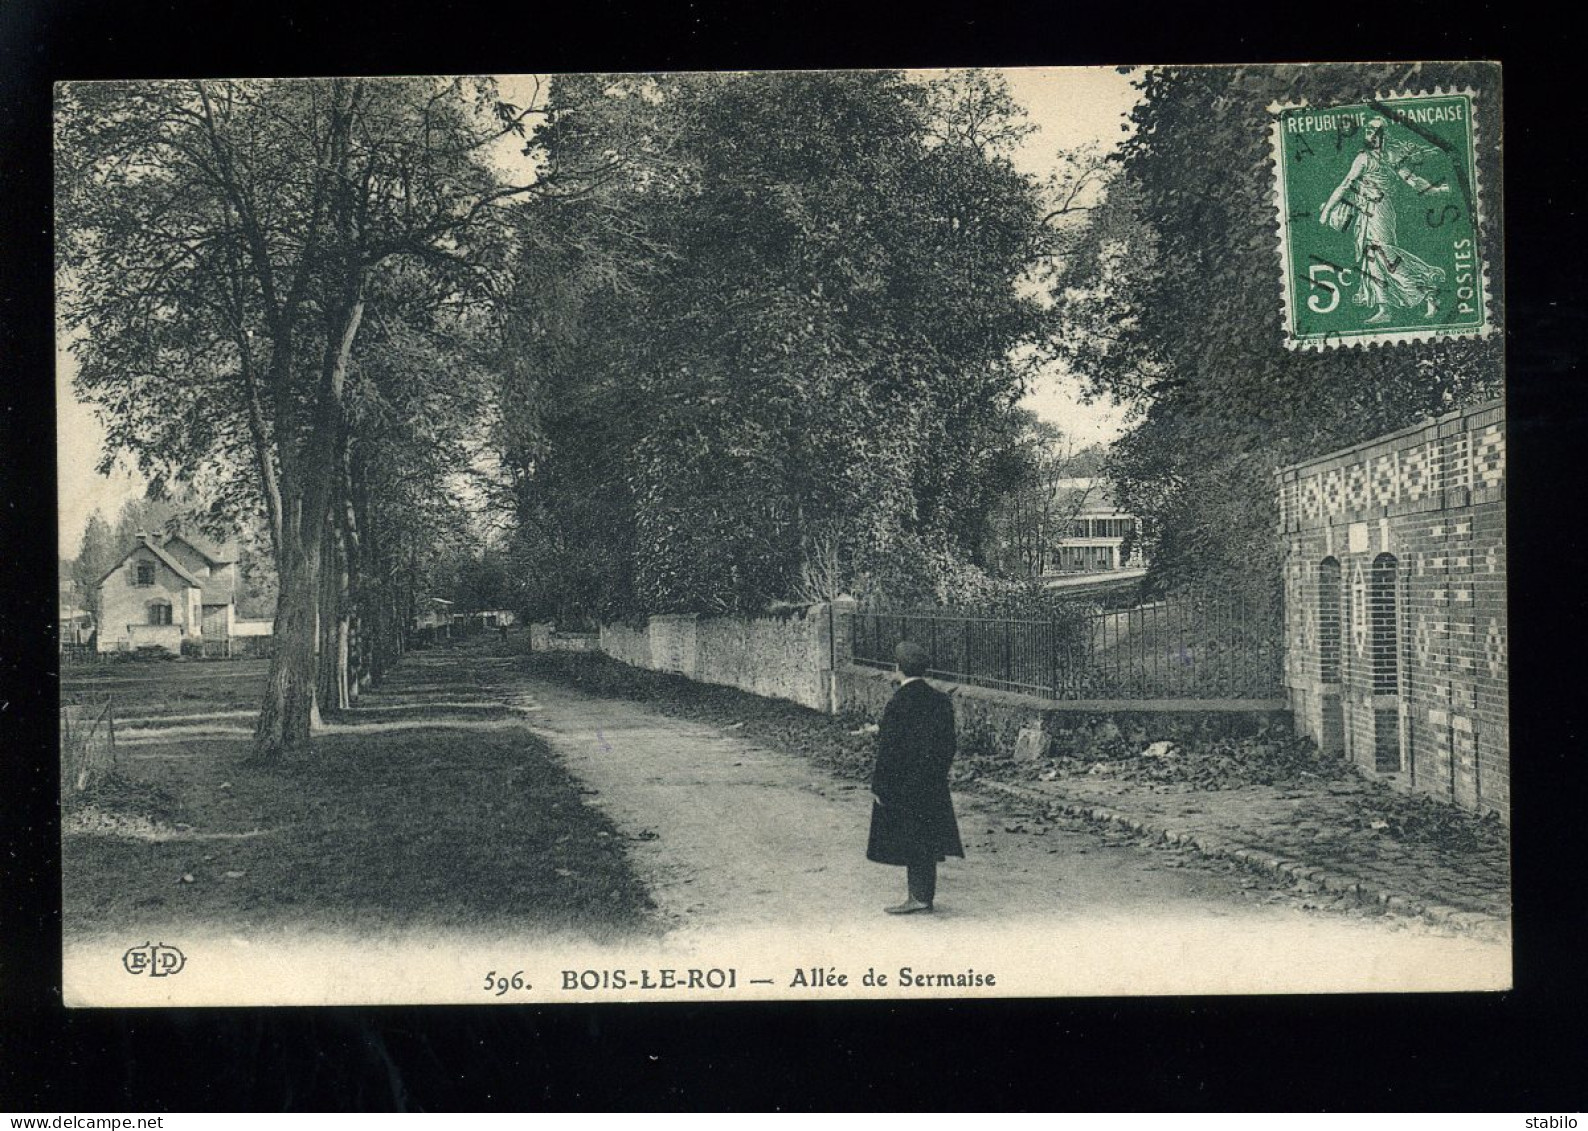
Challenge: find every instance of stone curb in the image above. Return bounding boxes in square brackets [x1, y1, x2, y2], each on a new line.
[972, 779, 1508, 940]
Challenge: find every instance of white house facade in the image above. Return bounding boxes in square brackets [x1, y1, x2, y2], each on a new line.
[96, 533, 261, 653]
[1043, 478, 1148, 576]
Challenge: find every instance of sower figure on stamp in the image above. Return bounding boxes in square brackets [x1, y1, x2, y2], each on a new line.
[1319, 116, 1451, 325]
[866, 641, 964, 914]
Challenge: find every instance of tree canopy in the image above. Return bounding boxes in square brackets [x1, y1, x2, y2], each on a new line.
[503, 70, 1054, 619]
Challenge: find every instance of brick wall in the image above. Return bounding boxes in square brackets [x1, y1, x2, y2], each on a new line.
[1278, 399, 1507, 821]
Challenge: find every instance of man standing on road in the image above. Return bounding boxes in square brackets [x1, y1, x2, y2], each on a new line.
[866, 640, 964, 914]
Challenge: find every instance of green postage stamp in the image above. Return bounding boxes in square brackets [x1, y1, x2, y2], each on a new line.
[1271, 90, 1490, 349]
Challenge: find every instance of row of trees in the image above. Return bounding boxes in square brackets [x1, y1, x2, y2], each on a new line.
[61, 66, 1500, 761]
[57, 77, 557, 759]
[60, 71, 1110, 764]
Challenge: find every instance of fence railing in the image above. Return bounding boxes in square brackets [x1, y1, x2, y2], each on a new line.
[62, 695, 117, 793]
[61, 636, 276, 663]
[848, 592, 1282, 701]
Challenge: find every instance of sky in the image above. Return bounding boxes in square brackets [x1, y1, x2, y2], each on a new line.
[986, 66, 1141, 447]
[56, 67, 1143, 558]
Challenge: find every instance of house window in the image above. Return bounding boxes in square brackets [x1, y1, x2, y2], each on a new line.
[136, 561, 156, 587]
[1369, 554, 1399, 695]
[148, 602, 172, 626]
[1369, 553, 1402, 773]
[1318, 557, 1342, 683]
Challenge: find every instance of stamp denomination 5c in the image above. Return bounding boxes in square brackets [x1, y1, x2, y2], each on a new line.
[1272, 90, 1489, 349]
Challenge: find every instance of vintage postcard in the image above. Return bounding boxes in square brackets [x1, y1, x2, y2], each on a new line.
[55, 62, 1508, 1007]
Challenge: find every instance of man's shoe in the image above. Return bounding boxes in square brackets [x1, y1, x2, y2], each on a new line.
[884, 899, 933, 915]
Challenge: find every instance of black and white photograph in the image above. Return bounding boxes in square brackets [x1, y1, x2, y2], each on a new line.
[51, 63, 1510, 1007]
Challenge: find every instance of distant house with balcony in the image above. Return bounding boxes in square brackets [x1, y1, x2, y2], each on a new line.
[452, 609, 517, 631]
[96, 532, 272, 654]
[1043, 478, 1148, 581]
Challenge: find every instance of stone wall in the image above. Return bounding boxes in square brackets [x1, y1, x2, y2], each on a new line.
[532, 623, 601, 653]
[835, 663, 1286, 761]
[1278, 399, 1507, 821]
[599, 604, 836, 711]
[596, 622, 651, 668]
[694, 608, 832, 710]
[599, 597, 1286, 753]
[648, 614, 701, 677]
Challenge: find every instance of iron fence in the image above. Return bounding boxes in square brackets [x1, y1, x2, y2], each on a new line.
[848, 591, 1282, 701]
[60, 637, 276, 663]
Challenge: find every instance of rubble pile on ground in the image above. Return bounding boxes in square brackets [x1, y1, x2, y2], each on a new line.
[1326, 786, 1507, 854]
[1034, 730, 1354, 792]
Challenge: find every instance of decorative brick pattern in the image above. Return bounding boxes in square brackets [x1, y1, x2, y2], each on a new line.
[1475, 425, 1505, 488]
[1369, 453, 1397, 508]
[1403, 442, 1432, 502]
[1277, 400, 1507, 822]
[1344, 463, 1369, 513]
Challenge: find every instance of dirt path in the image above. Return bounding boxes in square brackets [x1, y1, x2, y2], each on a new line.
[460, 655, 1417, 939]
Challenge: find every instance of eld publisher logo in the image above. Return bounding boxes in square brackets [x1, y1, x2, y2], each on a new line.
[122, 942, 186, 977]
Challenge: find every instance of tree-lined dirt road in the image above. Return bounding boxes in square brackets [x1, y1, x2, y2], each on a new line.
[458, 652, 1461, 940]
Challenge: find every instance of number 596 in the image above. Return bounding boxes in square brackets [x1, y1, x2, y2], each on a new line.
[483, 970, 529, 995]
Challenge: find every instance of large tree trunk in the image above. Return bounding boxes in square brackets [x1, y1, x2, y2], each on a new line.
[252, 529, 322, 761]
[336, 450, 363, 706]
[316, 518, 342, 715]
[251, 290, 363, 760]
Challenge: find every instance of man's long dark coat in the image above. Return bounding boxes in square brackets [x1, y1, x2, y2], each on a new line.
[866, 678, 965, 866]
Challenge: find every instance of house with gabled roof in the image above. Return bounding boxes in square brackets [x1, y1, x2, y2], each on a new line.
[96, 531, 259, 653]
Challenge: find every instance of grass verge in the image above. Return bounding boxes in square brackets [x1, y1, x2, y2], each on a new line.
[62, 657, 655, 940]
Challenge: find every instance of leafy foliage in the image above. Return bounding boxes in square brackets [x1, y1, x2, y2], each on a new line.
[505, 70, 1052, 619]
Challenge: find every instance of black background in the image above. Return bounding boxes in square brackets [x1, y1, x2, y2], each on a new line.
[3, 0, 1584, 1112]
